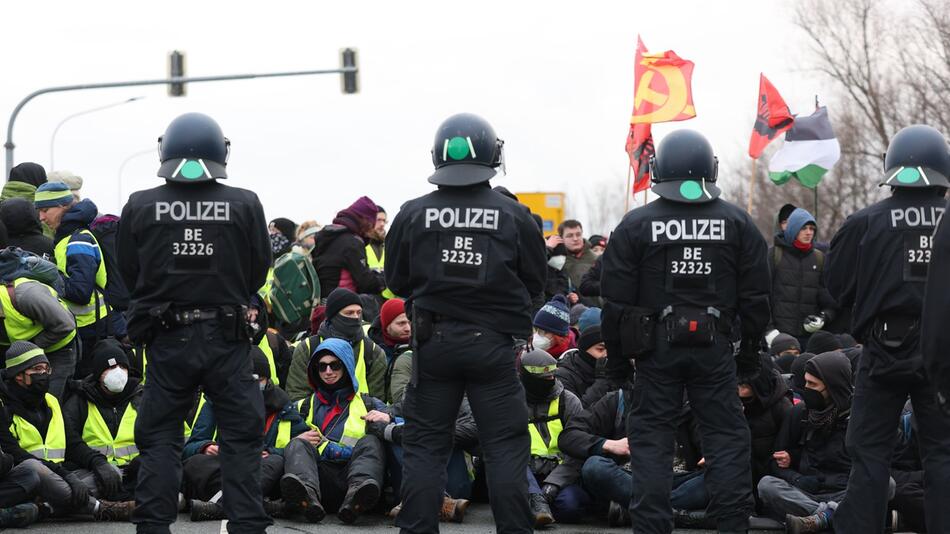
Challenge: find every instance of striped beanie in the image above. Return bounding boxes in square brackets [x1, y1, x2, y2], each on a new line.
[34, 182, 73, 208]
[5, 341, 49, 377]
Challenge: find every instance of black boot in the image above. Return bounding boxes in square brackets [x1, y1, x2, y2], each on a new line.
[607, 501, 630, 527]
[529, 493, 555, 528]
[189, 500, 225, 522]
[280, 473, 325, 523]
[674, 508, 718, 529]
[263, 499, 288, 519]
[338, 479, 381, 524]
[0, 503, 39, 527]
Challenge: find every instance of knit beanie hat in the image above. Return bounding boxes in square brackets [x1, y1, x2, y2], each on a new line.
[270, 218, 297, 243]
[577, 307, 602, 333]
[569, 304, 588, 326]
[837, 333, 857, 348]
[325, 287, 362, 321]
[805, 330, 841, 355]
[778, 203, 797, 225]
[89, 339, 129, 380]
[380, 298, 406, 331]
[8, 162, 47, 187]
[533, 295, 571, 336]
[250, 346, 271, 380]
[588, 235, 607, 248]
[34, 182, 73, 208]
[769, 334, 801, 356]
[47, 170, 83, 192]
[347, 196, 379, 226]
[578, 325, 603, 353]
[4, 341, 49, 377]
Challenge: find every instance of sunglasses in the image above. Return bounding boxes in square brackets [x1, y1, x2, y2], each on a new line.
[317, 361, 343, 372]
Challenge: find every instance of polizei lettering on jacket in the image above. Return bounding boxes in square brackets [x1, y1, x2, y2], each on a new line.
[424, 208, 499, 230]
[651, 219, 726, 243]
[154, 201, 231, 222]
[889, 206, 944, 228]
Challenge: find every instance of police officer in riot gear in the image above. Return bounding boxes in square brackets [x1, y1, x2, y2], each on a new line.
[117, 112, 272, 533]
[385, 113, 547, 534]
[601, 129, 770, 534]
[828, 124, 950, 534]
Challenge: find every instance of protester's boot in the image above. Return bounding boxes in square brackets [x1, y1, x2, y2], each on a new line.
[338, 479, 381, 524]
[530, 493, 555, 527]
[0, 503, 39, 527]
[280, 473, 325, 523]
[263, 499, 288, 519]
[607, 501, 630, 527]
[674, 508, 718, 529]
[96, 500, 136, 521]
[189, 500, 225, 522]
[440, 495, 469, 523]
[785, 509, 832, 534]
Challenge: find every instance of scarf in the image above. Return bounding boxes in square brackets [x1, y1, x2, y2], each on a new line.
[793, 239, 813, 252]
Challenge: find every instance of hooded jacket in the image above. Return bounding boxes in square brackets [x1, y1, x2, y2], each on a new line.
[285, 321, 386, 402]
[0, 198, 54, 259]
[298, 338, 388, 461]
[62, 375, 143, 469]
[768, 209, 838, 337]
[741, 356, 793, 482]
[311, 224, 384, 297]
[523, 377, 583, 489]
[554, 348, 613, 408]
[769, 351, 852, 493]
[0, 379, 72, 479]
[8, 163, 47, 188]
[54, 199, 104, 311]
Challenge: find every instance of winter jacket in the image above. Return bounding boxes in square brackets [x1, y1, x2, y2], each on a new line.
[182, 386, 309, 459]
[0, 381, 72, 480]
[554, 349, 613, 408]
[742, 359, 793, 482]
[366, 317, 413, 404]
[0, 198, 54, 259]
[563, 244, 597, 292]
[526, 382, 583, 489]
[311, 224, 384, 297]
[53, 199, 104, 313]
[1, 279, 76, 349]
[768, 403, 850, 494]
[285, 326, 386, 402]
[768, 236, 838, 337]
[62, 376, 142, 469]
[578, 258, 602, 298]
[558, 389, 627, 462]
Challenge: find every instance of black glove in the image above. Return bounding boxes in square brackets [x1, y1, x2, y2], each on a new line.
[540, 483, 560, 505]
[794, 475, 821, 494]
[92, 458, 123, 499]
[736, 339, 762, 379]
[63, 472, 90, 509]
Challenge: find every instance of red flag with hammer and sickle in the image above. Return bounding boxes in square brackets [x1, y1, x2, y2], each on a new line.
[630, 36, 697, 124]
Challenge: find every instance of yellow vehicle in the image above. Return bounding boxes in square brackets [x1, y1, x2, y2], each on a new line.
[515, 192, 565, 237]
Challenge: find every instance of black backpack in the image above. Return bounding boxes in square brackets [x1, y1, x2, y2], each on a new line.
[90, 215, 130, 312]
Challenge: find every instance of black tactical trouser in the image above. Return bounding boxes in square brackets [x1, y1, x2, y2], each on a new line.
[396, 318, 532, 534]
[283, 435, 385, 513]
[835, 345, 950, 534]
[629, 334, 753, 534]
[132, 319, 269, 534]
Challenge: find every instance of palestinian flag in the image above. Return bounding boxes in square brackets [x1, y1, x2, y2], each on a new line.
[768, 107, 840, 189]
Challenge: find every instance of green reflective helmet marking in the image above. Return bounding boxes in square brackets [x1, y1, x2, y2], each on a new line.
[896, 167, 921, 184]
[180, 160, 205, 180]
[679, 180, 703, 200]
[446, 136, 471, 160]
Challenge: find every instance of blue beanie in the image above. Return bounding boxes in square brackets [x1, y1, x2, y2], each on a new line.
[577, 307, 602, 333]
[533, 295, 571, 336]
[34, 181, 73, 208]
[784, 208, 817, 246]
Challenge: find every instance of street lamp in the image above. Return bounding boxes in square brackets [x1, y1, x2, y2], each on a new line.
[117, 147, 154, 210]
[49, 96, 144, 170]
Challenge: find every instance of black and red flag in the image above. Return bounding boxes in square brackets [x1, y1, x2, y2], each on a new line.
[748, 73, 794, 158]
[625, 123, 654, 193]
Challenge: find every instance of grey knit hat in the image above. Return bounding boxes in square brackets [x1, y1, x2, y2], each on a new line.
[4, 341, 49, 377]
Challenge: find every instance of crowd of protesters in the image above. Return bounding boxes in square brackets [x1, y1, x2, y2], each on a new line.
[0, 161, 934, 533]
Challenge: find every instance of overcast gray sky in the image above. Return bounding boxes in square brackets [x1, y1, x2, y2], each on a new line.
[1, 0, 827, 232]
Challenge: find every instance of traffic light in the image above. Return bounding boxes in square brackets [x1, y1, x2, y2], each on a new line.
[340, 48, 359, 94]
[168, 51, 186, 97]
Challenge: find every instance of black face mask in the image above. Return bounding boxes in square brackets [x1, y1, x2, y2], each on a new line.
[24, 372, 50, 401]
[802, 387, 827, 411]
[332, 316, 363, 341]
[521, 376, 555, 399]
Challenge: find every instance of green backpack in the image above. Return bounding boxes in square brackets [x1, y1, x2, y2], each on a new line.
[269, 252, 320, 326]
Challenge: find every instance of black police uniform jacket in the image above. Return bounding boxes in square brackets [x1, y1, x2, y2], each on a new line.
[384, 183, 547, 338]
[600, 197, 771, 378]
[116, 180, 271, 329]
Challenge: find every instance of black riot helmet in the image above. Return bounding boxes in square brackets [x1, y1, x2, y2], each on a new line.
[157, 112, 230, 182]
[429, 113, 505, 186]
[881, 124, 950, 189]
[650, 129, 720, 203]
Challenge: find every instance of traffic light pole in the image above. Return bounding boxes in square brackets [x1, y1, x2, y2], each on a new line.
[4, 66, 357, 178]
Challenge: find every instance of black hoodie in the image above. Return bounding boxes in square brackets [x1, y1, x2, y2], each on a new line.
[8, 162, 47, 187]
[0, 198, 54, 259]
[741, 356, 793, 482]
[311, 224, 384, 297]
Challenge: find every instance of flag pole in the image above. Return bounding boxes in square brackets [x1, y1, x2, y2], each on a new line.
[747, 158, 757, 214]
[625, 165, 632, 212]
[814, 184, 819, 224]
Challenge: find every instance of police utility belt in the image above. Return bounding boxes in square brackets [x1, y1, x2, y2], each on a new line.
[150, 303, 248, 333]
[619, 305, 732, 356]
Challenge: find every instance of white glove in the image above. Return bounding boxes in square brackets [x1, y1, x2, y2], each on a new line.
[764, 329, 780, 347]
[803, 315, 825, 333]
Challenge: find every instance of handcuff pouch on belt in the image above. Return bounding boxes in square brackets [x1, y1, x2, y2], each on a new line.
[662, 306, 720, 347]
[620, 306, 657, 357]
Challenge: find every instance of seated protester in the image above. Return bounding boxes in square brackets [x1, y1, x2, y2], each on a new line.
[248, 295, 293, 387]
[520, 349, 588, 527]
[738, 355, 793, 489]
[559, 387, 707, 527]
[555, 324, 612, 408]
[804, 330, 841, 356]
[286, 288, 386, 402]
[182, 348, 309, 521]
[758, 351, 864, 533]
[62, 340, 141, 503]
[366, 298, 412, 404]
[0, 341, 132, 520]
[770, 334, 801, 374]
[280, 339, 388, 524]
[532, 295, 576, 360]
